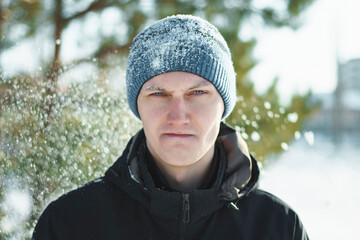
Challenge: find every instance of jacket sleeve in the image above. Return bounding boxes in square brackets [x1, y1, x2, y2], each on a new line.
[292, 212, 310, 240]
[32, 201, 70, 240]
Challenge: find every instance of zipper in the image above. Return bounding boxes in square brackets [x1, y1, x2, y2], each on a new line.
[182, 193, 190, 223]
[180, 193, 190, 240]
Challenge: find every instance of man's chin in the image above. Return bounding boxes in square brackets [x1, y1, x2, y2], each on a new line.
[160, 140, 197, 151]
[160, 134, 197, 146]
[158, 146, 198, 160]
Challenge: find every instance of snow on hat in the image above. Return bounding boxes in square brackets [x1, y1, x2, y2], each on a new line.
[126, 14, 236, 120]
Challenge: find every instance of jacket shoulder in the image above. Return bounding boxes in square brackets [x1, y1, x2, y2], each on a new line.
[32, 177, 130, 239]
[238, 188, 298, 219]
[49, 177, 112, 206]
[42, 176, 132, 214]
[247, 189, 292, 207]
[233, 189, 309, 240]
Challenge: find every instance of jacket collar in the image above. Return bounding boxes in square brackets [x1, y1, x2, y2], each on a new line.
[105, 123, 259, 219]
[217, 122, 258, 200]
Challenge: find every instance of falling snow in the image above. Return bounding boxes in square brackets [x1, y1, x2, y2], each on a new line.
[264, 101, 271, 110]
[287, 112, 298, 123]
[250, 131, 261, 141]
[304, 131, 315, 146]
[0, 75, 141, 237]
[280, 142, 289, 151]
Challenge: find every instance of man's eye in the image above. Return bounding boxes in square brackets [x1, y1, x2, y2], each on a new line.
[192, 90, 206, 95]
[150, 92, 164, 96]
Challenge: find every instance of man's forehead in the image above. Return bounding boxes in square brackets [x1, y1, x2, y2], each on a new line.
[142, 78, 212, 91]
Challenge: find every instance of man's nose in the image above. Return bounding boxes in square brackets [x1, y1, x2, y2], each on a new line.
[167, 97, 190, 125]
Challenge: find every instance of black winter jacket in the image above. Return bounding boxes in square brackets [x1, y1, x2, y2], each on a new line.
[33, 123, 309, 240]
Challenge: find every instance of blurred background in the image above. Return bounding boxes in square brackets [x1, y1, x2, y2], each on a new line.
[0, 0, 359, 239]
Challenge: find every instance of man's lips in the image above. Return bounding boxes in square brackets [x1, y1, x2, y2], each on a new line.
[163, 133, 194, 138]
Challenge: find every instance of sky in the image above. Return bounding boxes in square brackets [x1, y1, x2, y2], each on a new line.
[2, 0, 360, 104]
[247, 0, 360, 103]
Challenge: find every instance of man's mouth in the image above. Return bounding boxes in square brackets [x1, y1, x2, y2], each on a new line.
[164, 133, 193, 138]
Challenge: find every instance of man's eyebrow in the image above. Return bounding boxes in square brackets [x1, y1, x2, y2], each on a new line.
[188, 80, 211, 90]
[143, 80, 211, 91]
[143, 84, 166, 91]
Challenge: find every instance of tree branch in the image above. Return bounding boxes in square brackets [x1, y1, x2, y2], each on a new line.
[59, 43, 130, 73]
[95, 44, 130, 59]
[64, 0, 118, 26]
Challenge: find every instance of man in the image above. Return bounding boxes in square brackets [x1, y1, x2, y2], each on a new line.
[33, 15, 309, 239]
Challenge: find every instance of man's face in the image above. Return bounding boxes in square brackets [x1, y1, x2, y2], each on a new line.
[137, 71, 224, 169]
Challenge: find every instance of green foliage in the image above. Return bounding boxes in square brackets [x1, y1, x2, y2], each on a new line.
[288, 0, 315, 16]
[0, 75, 141, 237]
[227, 78, 319, 163]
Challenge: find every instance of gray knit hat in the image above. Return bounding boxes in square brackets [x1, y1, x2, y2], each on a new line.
[126, 14, 236, 120]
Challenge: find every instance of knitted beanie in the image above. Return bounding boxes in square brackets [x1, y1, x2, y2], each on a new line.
[126, 14, 236, 120]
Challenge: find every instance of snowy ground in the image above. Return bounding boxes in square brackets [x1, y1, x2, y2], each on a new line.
[260, 134, 360, 240]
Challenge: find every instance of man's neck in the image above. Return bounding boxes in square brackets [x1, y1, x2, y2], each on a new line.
[150, 145, 215, 192]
